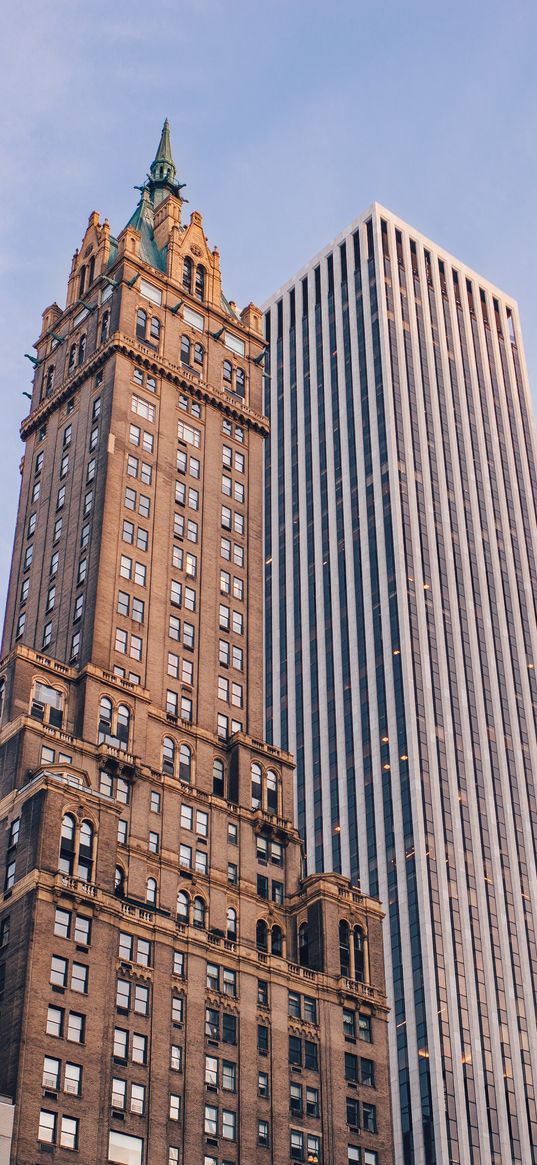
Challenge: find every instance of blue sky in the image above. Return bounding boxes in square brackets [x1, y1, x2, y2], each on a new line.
[1, 0, 536, 613]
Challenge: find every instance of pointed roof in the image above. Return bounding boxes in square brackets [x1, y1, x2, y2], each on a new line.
[150, 118, 176, 187]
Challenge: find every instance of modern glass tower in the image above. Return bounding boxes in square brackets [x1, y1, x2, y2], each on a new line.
[263, 204, 537, 1165]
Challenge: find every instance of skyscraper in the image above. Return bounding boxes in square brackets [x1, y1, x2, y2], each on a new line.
[0, 129, 393, 1165]
[264, 204, 537, 1165]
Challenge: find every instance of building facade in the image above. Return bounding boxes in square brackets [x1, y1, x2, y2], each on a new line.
[0, 127, 393, 1165]
[264, 206, 537, 1165]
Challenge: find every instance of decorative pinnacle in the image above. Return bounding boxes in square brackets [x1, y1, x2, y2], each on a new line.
[150, 118, 176, 186]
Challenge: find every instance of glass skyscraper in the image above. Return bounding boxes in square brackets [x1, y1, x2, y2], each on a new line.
[264, 204, 537, 1165]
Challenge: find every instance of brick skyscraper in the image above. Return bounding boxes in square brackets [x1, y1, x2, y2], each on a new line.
[0, 124, 393, 1165]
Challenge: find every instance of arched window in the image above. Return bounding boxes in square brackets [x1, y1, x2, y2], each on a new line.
[223, 360, 233, 387]
[266, 770, 278, 815]
[78, 335, 86, 365]
[177, 890, 189, 922]
[180, 335, 191, 365]
[88, 256, 95, 286]
[79, 266, 86, 297]
[179, 744, 191, 783]
[235, 368, 245, 398]
[212, 758, 225, 797]
[299, 922, 309, 967]
[78, 821, 94, 882]
[146, 877, 157, 906]
[0, 676, 5, 726]
[98, 696, 113, 742]
[227, 907, 237, 941]
[256, 920, 268, 951]
[115, 866, 125, 896]
[150, 316, 160, 341]
[136, 309, 147, 340]
[68, 344, 76, 374]
[353, 925, 365, 983]
[162, 736, 175, 776]
[339, 921, 351, 977]
[193, 897, 206, 929]
[251, 763, 262, 810]
[271, 925, 283, 957]
[193, 343, 204, 367]
[182, 257, 193, 293]
[100, 311, 110, 343]
[116, 705, 131, 751]
[195, 265, 205, 302]
[45, 365, 55, 397]
[59, 814, 76, 875]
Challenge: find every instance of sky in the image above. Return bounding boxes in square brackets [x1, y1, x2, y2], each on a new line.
[0, 0, 536, 615]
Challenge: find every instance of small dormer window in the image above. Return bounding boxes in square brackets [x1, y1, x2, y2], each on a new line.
[182, 257, 193, 294]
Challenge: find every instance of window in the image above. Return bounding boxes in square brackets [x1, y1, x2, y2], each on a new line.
[205, 1007, 219, 1039]
[258, 1120, 269, 1148]
[257, 1024, 269, 1055]
[149, 830, 159, 854]
[146, 877, 157, 906]
[177, 891, 189, 922]
[38, 1110, 57, 1145]
[359, 1013, 372, 1042]
[172, 995, 184, 1024]
[136, 308, 147, 340]
[222, 1110, 236, 1141]
[221, 1012, 236, 1044]
[71, 962, 88, 993]
[205, 1054, 218, 1087]
[226, 907, 237, 940]
[195, 265, 205, 301]
[345, 1053, 358, 1084]
[183, 257, 193, 292]
[50, 955, 68, 987]
[363, 1102, 377, 1133]
[67, 1012, 85, 1043]
[193, 896, 206, 926]
[228, 821, 238, 845]
[170, 1045, 182, 1071]
[258, 1071, 269, 1098]
[150, 790, 161, 813]
[173, 950, 185, 977]
[204, 1105, 218, 1136]
[290, 1131, 304, 1161]
[290, 1083, 303, 1116]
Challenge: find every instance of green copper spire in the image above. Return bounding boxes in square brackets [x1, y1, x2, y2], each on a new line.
[150, 118, 176, 186]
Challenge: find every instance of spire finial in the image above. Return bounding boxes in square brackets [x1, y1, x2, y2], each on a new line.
[150, 118, 176, 186]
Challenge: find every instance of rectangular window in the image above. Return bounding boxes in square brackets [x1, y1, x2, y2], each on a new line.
[205, 1054, 218, 1087]
[172, 996, 184, 1024]
[42, 1056, 60, 1089]
[67, 1012, 85, 1043]
[132, 395, 155, 422]
[257, 1025, 269, 1055]
[177, 421, 200, 447]
[38, 1110, 57, 1145]
[204, 1105, 218, 1136]
[258, 1071, 269, 1098]
[222, 1110, 236, 1141]
[64, 1062, 82, 1097]
[113, 1027, 128, 1060]
[170, 1045, 182, 1071]
[47, 1006, 64, 1038]
[71, 962, 88, 993]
